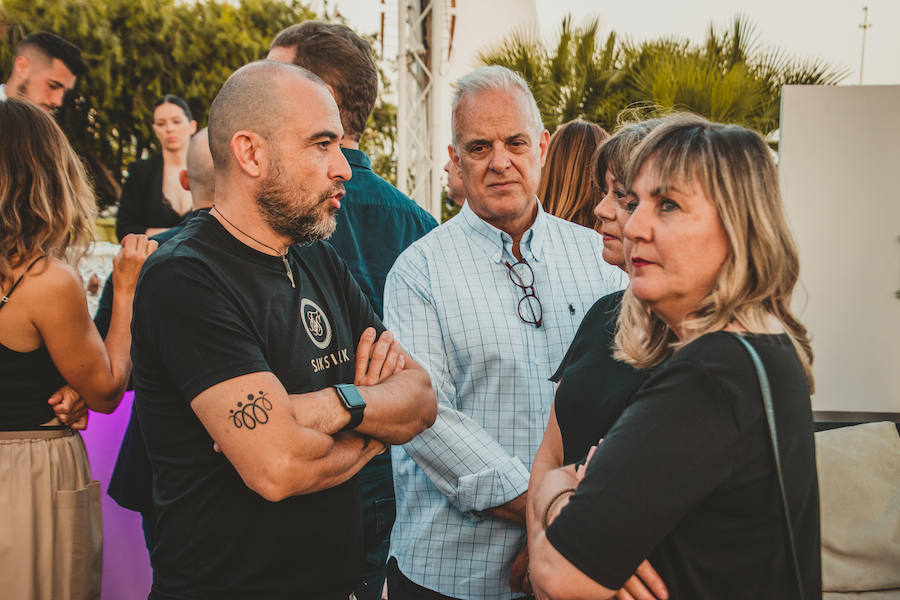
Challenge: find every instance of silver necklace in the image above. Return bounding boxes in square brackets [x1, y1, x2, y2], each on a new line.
[212, 206, 295, 288]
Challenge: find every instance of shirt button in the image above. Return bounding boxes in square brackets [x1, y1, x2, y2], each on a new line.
[534, 359, 541, 365]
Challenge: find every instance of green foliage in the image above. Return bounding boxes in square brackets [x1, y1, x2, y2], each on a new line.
[478, 14, 849, 138]
[441, 194, 461, 223]
[0, 0, 318, 207]
[477, 16, 624, 132]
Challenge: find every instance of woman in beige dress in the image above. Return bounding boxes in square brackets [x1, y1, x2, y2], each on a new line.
[0, 98, 156, 599]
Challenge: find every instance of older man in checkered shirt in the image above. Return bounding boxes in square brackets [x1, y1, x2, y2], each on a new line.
[383, 66, 626, 600]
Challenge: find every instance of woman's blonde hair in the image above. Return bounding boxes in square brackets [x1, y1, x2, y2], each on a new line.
[0, 99, 96, 289]
[613, 113, 814, 389]
[538, 120, 609, 229]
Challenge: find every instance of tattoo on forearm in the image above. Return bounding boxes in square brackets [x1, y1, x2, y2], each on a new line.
[229, 391, 273, 430]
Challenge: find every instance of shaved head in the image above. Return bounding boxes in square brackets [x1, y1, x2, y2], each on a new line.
[205, 59, 349, 248]
[185, 128, 214, 208]
[207, 60, 329, 173]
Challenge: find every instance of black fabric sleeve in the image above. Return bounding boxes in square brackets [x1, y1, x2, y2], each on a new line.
[93, 274, 114, 338]
[133, 257, 270, 403]
[96, 228, 177, 339]
[545, 360, 741, 588]
[116, 160, 150, 239]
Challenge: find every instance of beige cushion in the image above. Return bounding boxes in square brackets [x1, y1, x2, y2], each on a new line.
[817, 422, 900, 592]
[825, 593, 900, 600]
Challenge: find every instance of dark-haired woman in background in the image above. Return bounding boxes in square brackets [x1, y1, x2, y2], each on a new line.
[116, 94, 197, 239]
[537, 120, 608, 230]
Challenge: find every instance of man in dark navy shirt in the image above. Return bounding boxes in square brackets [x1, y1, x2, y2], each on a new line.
[93, 128, 215, 551]
[268, 22, 438, 600]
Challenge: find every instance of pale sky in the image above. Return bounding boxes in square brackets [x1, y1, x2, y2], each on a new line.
[326, 0, 899, 85]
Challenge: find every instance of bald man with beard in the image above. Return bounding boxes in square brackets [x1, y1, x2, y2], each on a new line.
[268, 23, 440, 600]
[130, 61, 436, 600]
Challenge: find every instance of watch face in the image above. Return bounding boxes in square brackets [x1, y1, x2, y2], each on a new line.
[337, 384, 366, 409]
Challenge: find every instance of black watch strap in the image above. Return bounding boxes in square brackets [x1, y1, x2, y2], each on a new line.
[333, 383, 365, 431]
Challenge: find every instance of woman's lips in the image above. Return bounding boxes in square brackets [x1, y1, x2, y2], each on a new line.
[631, 257, 652, 268]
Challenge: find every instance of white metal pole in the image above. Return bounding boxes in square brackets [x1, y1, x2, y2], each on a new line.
[397, 0, 410, 194]
[859, 6, 872, 85]
[429, 0, 445, 220]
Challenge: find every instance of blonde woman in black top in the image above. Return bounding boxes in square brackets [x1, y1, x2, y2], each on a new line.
[529, 115, 820, 599]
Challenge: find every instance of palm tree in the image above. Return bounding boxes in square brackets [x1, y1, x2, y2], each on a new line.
[476, 15, 626, 132]
[478, 14, 848, 139]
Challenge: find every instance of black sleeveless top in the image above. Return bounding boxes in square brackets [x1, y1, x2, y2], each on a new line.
[0, 343, 65, 427]
[0, 257, 66, 428]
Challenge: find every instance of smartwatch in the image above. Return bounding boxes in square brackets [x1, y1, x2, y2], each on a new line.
[333, 383, 366, 431]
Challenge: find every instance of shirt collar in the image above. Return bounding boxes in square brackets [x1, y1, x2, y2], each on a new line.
[340, 146, 372, 171]
[458, 198, 548, 264]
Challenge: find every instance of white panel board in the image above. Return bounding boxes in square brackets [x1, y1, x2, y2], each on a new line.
[779, 85, 900, 415]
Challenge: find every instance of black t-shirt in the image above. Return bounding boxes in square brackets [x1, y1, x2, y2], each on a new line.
[550, 290, 652, 464]
[547, 332, 821, 599]
[132, 212, 383, 599]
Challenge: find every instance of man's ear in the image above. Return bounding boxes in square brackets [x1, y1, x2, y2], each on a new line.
[538, 129, 550, 168]
[179, 169, 191, 191]
[230, 131, 265, 178]
[12, 55, 31, 79]
[324, 82, 337, 102]
[449, 143, 461, 169]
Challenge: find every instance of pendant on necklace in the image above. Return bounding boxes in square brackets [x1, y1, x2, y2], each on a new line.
[282, 254, 295, 288]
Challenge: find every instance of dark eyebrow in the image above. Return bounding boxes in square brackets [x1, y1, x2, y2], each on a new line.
[308, 130, 340, 143]
[505, 133, 528, 142]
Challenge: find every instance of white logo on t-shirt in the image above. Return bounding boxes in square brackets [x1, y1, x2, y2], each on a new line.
[300, 298, 332, 350]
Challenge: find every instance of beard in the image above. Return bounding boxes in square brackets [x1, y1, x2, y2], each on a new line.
[255, 159, 342, 246]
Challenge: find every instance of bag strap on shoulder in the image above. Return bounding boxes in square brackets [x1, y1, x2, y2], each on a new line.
[728, 332, 804, 600]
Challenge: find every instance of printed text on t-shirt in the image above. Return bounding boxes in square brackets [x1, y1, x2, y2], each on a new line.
[311, 347, 351, 373]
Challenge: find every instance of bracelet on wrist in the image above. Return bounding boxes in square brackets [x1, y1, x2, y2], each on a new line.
[541, 487, 576, 529]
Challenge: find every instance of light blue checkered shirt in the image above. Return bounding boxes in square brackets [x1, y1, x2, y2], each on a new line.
[384, 201, 627, 600]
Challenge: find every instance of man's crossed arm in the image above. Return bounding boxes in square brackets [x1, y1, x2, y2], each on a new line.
[192, 327, 437, 502]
